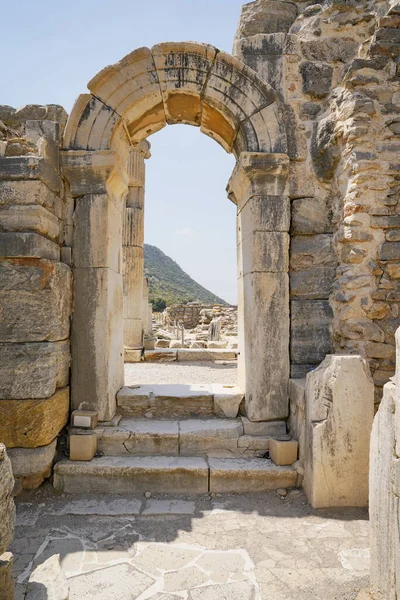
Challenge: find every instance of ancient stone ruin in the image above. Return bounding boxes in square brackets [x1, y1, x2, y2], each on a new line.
[1, 0, 400, 597]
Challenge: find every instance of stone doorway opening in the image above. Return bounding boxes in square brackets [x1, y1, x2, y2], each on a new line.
[62, 42, 290, 425]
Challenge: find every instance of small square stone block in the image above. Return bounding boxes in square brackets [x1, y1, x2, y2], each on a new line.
[71, 410, 98, 430]
[69, 433, 98, 461]
[269, 438, 298, 466]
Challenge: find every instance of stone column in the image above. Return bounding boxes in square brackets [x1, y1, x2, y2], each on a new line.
[227, 153, 290, 422]
[62, 149, 126, 422]
[123, 141, 151, 349]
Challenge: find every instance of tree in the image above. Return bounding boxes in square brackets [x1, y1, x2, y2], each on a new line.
[152, 297, 167, 312]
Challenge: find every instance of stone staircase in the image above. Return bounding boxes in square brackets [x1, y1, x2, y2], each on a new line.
[54, 384, 299, 494]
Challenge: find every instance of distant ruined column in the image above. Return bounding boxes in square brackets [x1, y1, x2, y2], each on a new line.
[123, 141, 151, 348]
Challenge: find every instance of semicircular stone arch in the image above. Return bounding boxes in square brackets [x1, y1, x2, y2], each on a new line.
[62, 42, 291, 426]
[63, 42, 287, 157]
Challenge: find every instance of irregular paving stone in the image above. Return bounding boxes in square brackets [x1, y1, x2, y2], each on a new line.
[26, 554, 69, 600]
[188, 580, 256, 599]
[0, 259, 72, 342]
[0, 340, 70, 399]
[0, 388, 69, 448]
[0, 445, 15, 555]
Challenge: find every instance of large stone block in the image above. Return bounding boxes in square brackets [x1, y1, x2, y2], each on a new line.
[300, 61, 333, 99]
[236, 0, 298, 37]
[0, 341, 69, 399]
[0, 180, 62, 217]
[0, 205, 59, 241]
[0, 445, 15, 556]
[238, 195, 290, 238]
[0, 387, 69, 448]
[290, 300, 333, 365]
[240, 231, 289, 276]
[304, 355, 374, 508]
[369, 380, 397, 599]
[239, 272, 289, 421]
[0, 259, 72, 342]
[0, 155, 62, 194]
[291, 197, 332, 235]
[72, 267, 124, 421]
[8, 439, 57, 490]
[0, 232, 60, 260]
[73, 193, 122, 271]
[290, 267, 336, 299]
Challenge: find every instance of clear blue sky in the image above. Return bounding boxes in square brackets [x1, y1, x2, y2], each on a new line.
[1, 0, 248, 304]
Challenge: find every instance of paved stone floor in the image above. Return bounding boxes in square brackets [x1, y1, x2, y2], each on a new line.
[11, 484, 369, 599]
[124, 361, 238, 386]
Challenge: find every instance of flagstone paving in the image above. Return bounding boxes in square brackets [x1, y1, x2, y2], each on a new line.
[10, 484, 369, 599]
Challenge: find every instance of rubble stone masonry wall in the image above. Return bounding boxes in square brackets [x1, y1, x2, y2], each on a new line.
[235, 0, 400, 402]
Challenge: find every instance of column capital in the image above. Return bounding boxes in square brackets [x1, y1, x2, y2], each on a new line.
[227, 152, 289, 206]
[127, 141, 151, 187]
[61, 149, 117, 196]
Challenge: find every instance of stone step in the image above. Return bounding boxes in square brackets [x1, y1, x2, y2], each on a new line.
[143, 348, 237, 362]
[117, 383, 245, 419]
[95, 417, 276, 457]
[53, 456, 298, 495]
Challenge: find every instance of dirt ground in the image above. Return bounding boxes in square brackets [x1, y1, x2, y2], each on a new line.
[124, 361, 238, 386]
[11, 484, 369, 600]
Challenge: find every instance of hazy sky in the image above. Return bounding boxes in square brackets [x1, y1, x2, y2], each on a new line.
[1, 0, 248, 304]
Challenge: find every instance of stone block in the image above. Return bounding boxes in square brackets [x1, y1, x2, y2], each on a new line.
[0, 387, 69, 448]
[290, 234, 335, 271]
[269, 438, 298, 466]
[69, 433, 98, 461]
[0, 445, 15, 555]
[300, 61, 333, 99]
[0, 259, 71, 342]
[238, 195, 290, 238]
[241, 231, 289, 276]
[0, 180, 62, 218]
[72, 267, 124, 422]
[212, 384, 244, 418]
[73, 193, 121, 271]
[369, 380, 396, 598]
[291, 197, 332, 235]
[236, 1, 298, 37]
[179, 419, 243, 456]
[0, 155, 62, 194]
[290, 363, 315, 379]
[0, 232, 60, 260]
[240, 417, 286, 437]
[8, 440, 56, 490]
[125, 349, 143, 362]
[71, 410, 98, 430]
[379, 242, 400, 260]
[144, 349, 177, 362]
[290, 300, 333, 365]
[239, 272, 290, 421]
[290, 267, 336, 299]
[0, 553, 14, 600]
[54, 456, 209, 494]
[209, 457, 297, 492]
[156, 339, 170, 348]
[96, 419, 179, 456]
[0, 340, 69, 399]
[304, 355, 374, 508]
[26, 554, 69, 600]
[177, 349, 236, 361]
[288, 379, 306, 462]
[0, 204, 59, 241]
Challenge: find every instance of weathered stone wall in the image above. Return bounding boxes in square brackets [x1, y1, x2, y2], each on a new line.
[0, 105, 72, 490]
[234, 0, 400, 397]
[0, 444, 16, 599]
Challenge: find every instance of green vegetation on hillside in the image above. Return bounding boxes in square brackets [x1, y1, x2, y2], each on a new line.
[144, 244, 228, 307]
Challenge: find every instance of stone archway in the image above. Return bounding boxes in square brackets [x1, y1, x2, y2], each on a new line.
[61, 42, 290, 424]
